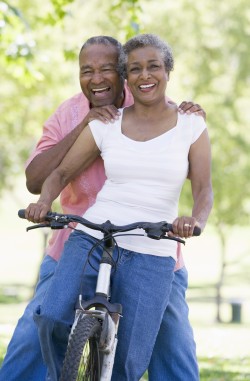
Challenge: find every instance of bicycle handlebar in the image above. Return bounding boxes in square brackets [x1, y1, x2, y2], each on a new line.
[18, 210, 201, 242]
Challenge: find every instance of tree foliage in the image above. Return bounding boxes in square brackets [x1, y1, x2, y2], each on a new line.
[1, 0, 250, 228]
[109, 0, 143, 40]
[0, 0, 78, 190]
[1, 0, 250, 321]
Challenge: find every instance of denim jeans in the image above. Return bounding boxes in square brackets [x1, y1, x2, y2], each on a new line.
[32, 231, 198, 381]
[148, 267, 199, 380]
[0, 231, 199, 381]
[0, 255, 57, 381]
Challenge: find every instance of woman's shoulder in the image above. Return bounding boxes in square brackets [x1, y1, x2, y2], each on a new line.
[89, 111, 123, 136]
[177, 113, 207, 144]
[178, 112, 206, 128]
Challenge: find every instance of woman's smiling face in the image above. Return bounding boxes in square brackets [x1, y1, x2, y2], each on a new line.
[126, 46, 169, 104]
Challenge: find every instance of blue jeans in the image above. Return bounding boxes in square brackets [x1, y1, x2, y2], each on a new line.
[148, 267, 199, 380]
[0, 255, 57, 381]
[0, 231, 199, 381]
[33, 231, 198, 381]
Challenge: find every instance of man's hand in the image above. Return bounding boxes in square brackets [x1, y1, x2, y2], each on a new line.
[25, 201, 52, 223]
[84, 105, 121, 125]
[177, 101, 206, 120]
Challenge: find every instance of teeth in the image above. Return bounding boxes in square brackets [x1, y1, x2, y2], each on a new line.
[139, 84, 155, 89]
[92, 87, 109, 93]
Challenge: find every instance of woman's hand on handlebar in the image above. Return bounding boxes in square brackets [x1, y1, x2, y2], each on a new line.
[168, 216, 200, 239]
[25, 201, 52, 223]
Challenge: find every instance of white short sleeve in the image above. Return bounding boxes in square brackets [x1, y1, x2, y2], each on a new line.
[190, 114, 207, 144]
[88, 120, 108, 150]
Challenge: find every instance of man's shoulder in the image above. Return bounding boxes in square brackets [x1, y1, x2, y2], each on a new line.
[45, 92, 90, 131]
[56, 92, 89, 112]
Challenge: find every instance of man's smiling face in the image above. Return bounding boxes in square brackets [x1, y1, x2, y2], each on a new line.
[79, 43, 124, 108]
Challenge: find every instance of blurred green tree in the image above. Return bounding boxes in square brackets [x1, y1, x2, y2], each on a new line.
[0, 0, 78, 191]
[1, 0, 250, 321]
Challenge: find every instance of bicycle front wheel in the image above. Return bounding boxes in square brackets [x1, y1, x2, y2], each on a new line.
[59, 315, 102, 381]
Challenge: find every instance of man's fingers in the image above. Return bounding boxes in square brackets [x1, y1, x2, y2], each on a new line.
[88, 105, 121, 124]
[178, 101, 198, 112]
[25, 202, 50, 223]
[178, 101, 206, 120]
[178, 101, 188, 111]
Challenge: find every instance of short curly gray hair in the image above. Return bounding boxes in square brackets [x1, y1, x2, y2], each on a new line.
[119, 33, 174, 79]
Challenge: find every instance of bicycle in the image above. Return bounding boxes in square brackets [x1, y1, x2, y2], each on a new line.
[18, 209, 201, 381]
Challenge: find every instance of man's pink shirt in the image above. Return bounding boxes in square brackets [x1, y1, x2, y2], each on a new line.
[26, 86, 184, 270]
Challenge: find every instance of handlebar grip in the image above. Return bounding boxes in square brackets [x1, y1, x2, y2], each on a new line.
[18, 209, 53, 221]
[18, 209, 26, 219]
[193, 226, 201, 236]
[168, 223, 201, 236]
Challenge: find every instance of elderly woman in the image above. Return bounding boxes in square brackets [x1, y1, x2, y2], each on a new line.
[25, 34, 213, 381]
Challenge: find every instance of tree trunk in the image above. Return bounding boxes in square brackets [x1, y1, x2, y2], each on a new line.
[216, 224, 227, 323]
[215, 224, 227, 323]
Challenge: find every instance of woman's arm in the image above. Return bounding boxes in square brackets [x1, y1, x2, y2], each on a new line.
[171, 129, 213, 238]
[25, 126, 100, 222]
[189, 128, 213, 227]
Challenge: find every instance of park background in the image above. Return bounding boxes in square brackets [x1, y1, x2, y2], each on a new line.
[0, 0, 250, 379]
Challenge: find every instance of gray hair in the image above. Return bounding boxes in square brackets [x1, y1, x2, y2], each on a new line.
[80, 36, 124, 77]
[119, 33, 174, 79]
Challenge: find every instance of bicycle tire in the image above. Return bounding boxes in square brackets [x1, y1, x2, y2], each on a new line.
[59, 315, 102, 381]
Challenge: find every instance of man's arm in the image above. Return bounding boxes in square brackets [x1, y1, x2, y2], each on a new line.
[26, 105, 120, 194]
[25, 126, 100, 222]
[26, 123, 84, 194]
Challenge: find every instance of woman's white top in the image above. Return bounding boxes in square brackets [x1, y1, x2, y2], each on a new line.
[77, 109, 206, 260]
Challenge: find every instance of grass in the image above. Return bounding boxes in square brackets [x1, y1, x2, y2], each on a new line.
[199, 357, 250, 380]
[140, 357, 250, 380]
[2, 351, 249, 380]
[1, 298, 250, 380]
[1, 337, 250, 381]
[1, 289, 250, 380]
[0, 345, 6, 367]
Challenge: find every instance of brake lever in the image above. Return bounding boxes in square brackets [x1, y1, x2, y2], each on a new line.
[26, 221, 68, 232]
[26, 223, 51, 232]
[144, 223, 170, 240]
[162, 235, 185, 245]
[145, 226, 185, 245]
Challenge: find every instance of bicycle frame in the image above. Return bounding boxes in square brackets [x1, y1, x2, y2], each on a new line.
[73, 230, 122, 381]
[18, 209, 200, 381]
